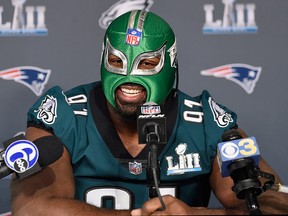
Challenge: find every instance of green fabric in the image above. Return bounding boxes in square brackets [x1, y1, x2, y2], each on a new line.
[101, 10, 177, 107]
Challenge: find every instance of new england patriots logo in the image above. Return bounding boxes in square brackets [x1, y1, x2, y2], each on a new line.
[201, 64, 262, 94]
[0, 66, 51, 96]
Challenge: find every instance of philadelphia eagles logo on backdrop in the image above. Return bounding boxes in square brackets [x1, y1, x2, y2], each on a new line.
[98, 0, 154, 29]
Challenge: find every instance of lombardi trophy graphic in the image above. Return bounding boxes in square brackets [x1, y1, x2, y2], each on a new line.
[11, 0, 26, 30]
[222, 0, 235, 28]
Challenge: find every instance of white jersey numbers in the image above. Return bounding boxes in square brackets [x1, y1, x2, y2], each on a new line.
[85, 187, 176, 210]
[67, 94, 88, 116]
[183, 99, 203, 123]
[86, 188, 132, 210]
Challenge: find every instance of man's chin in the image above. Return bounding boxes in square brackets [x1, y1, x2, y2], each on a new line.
[114, 102, 138, 120]
[114, 94, 146, 118]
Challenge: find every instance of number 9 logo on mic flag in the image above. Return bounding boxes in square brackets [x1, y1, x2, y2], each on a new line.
[4, 140, 39, 173]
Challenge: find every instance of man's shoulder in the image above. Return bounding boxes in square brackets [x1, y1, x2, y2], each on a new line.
[177, 89, 237, 126]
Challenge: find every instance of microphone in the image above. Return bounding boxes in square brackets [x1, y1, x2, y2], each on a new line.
[137, 102, 166, 144]
[217, 129, 263, 215]
[217, 129, 260, 178]
[137, 102, 166, 210]
[0, 134, 64, 179]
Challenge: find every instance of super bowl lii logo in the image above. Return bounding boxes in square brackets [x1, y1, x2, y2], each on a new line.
[0, 0, 47, 36]
[203, 0, 258, 34]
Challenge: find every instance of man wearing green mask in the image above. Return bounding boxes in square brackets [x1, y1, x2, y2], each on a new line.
[10, 10, 288, 216]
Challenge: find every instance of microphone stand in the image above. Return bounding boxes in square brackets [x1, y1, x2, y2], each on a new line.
[145, 123, 166, 210]
[229, 157, 276, 215]
[146, 131, 160, 198]
[229, 158, 263, 215]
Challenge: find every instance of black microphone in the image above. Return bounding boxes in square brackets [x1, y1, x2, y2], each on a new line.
[0, 134, 64, 179]
[217, 129, 263, 215]
[137, 102, 166, 210]
[137, 102, 166, 145]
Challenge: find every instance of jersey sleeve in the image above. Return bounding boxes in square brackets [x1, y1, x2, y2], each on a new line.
[201, 90, 238, 154]
[27, 86, 75, 138]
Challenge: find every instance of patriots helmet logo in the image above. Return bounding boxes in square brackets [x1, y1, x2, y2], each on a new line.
[201, 63, 262, 94]
[0, 66, 51, 96]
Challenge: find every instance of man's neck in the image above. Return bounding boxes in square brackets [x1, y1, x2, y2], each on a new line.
[107, 102, 145, 157]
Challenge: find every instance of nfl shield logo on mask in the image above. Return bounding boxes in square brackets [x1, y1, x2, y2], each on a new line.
[129, 161, 142, 175]
[126, 28, 142, 46]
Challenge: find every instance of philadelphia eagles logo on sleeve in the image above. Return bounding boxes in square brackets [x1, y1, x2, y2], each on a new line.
[208, 97, 233, 128]
[34, 95, 57, 125]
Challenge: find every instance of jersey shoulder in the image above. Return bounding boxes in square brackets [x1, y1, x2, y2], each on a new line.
[27, 82, 99, 135]
[177, 89, 238, 139]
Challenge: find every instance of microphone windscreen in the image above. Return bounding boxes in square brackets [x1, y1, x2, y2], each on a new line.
[33, 136, 64, 166]
[221, 129, 242, 142]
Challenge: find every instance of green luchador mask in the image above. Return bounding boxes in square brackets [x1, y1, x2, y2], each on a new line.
[100, 10, 177, 107]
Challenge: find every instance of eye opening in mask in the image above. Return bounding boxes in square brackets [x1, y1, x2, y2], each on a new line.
[137, 56, 161, 70]
[130, 44, 166, 76]
[104, 37, 128, 75]
[108, 54, 123, 69]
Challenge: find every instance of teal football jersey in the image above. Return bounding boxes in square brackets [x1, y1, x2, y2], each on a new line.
[27, 81, 237, 209]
